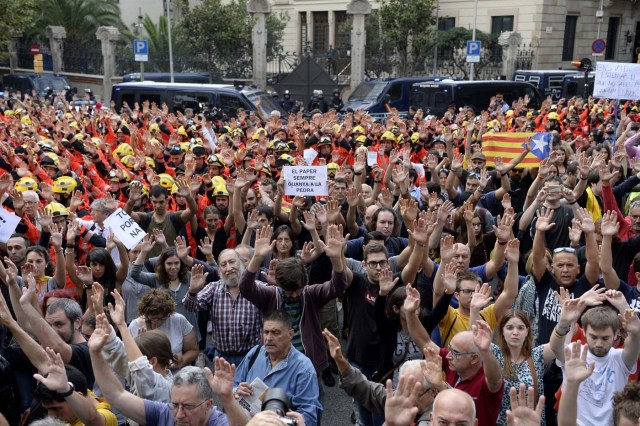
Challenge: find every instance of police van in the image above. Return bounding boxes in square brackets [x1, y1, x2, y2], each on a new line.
[512, 70, 577, 101]
[343, 77, 450, 116]
[111, 82, 285, 117]
[411, 80, 543, 117]
[561, 71, 595, 99]
[2, 73, 72, 97]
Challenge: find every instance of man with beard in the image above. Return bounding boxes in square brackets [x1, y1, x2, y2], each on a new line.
[183, 250, 263, 367]
[551, 301, 640, 426]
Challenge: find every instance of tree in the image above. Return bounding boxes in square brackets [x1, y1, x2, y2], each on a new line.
[177, 0, 287, 78]
[29, 0, 126, 44]
[378, 0, 436, 75]
[0, 0, 37, 61]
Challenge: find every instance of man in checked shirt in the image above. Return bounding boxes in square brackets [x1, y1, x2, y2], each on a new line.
[183, 248, 263, 367]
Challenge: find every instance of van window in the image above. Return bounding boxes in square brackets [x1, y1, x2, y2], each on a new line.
[388, 83, 403, 102]
[219, 94, 244, 117]
[528, 76, 541, 88]
[171, 92, 211, 114]
[434, 92, 449, 111]
[137, 93, 162, 107]
[120, 93, 136, 109]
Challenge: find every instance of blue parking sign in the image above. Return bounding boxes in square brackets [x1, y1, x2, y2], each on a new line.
[466, 40, 481, 63]
[134, 39, 148, 62]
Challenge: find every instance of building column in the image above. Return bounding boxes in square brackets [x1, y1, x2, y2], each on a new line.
[9, 35, 21, 73]
[347, 0, 371, 91]
[499, 31, 523, 79]
[307, 11, 314, 53]
[45, 26, 66, 73]
[95, 26, 120, 104]
[248, 0, 272, 90]
[328, 10, 336, 48]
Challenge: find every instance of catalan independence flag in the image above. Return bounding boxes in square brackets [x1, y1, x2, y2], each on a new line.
[481, 132, 551, 168]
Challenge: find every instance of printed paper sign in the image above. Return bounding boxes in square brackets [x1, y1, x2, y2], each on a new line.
[103, 208, 146, 250]
[593, 62, 640, 100]
[282, 166, 328, 196]
[303, 148, 318, 165]
[367, 150, 378, 166]
[0, 209, 21, 243]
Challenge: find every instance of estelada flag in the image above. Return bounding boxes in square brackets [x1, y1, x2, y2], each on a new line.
[481, 132, 551, 168]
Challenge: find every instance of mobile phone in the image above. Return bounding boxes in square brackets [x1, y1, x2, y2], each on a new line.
[546, 186, 562, 194]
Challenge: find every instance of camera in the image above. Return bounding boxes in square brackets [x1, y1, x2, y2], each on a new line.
[204, 107, 223, 122]
[261, 388, 297, 426]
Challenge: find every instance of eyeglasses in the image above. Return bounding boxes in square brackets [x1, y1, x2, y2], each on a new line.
[366, 260, 389, 269]
[553, 247, 576, 254]
[457, 288, 475, 295]
[447, 345, 477, 359]
[169, 399, 210, 412]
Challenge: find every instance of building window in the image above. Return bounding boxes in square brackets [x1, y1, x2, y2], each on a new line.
[313, 12, 329, 55]
[438, 17, 455, 31]
[562, 15, 578, 61]
[300, 12, 308, 53]
[491, 16, 514, 35]
[605, 17, 619, 59]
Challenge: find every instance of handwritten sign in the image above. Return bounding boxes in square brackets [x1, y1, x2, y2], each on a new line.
[102, 208, 146, 250]
[303, 148, 318, 165]
[593, 62, 640, 100]
[0, 209, 21, 243]
[282, 166, 328, 196]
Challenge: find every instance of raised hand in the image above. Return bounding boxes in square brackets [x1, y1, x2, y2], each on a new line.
[574, 207, 595, 234]
[470, 283, 492, 312]
[322, 328, 345, 362]
[535, 208, 555, 232]
[620, 308, 640, 337]
[403, 283, 421, 315]
[505, 239, 520, 264]
[33, 348, 72, 393]
[472, 320, 493, 353]
[189, 263, 209, 295]
[106, 289, 126, 327]
[599, 210, 619, 237]
[205, 357, 236, 399]
[579, 284, 606, 307]
[563, 343, 595, 384]
[138, 233, 156, 254]
[49, 223, 64, 248]
[89, 313, 113, 352]
[558, 298, 587, 328]
[384, 374, 421, 426]
[198, 236, 214, 258]
[493, 213, 515, 242]
[378, 268, 399, 296]
[173, 236, 190, 260]
[506, 384, 545, 426]
[439, 234, 455, 262]
[253, 226, 275, 259]
[317, 224, 348, 259]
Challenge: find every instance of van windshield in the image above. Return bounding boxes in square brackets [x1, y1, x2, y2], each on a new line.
[34, 77, 70, 92]
[245, 92, 286, 116]
[348, 82, 387, 102]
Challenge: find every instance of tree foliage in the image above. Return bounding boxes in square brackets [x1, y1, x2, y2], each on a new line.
[377, 0, 436, 75]
[177, 0, 287, 78]
[29, 0, 126, 44]
[0, 0, 38, 60]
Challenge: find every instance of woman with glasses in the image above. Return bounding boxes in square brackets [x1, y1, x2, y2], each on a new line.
[128, 288, 199, 370]
[492, 309, 558, 425]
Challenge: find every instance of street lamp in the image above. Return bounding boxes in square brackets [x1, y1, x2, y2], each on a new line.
[165, 0, 175, 82]
[470, 0, 478, 81]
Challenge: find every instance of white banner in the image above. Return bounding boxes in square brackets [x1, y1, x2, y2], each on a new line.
[102, 208, 146, 250]
[593, 62, 640, 100]
[282, 166, 328, 196]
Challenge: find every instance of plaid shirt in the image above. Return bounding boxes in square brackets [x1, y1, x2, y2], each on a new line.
[183, 281, 263, 354]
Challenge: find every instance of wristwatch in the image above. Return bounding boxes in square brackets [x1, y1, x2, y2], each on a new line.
[58, 382, 75, 398]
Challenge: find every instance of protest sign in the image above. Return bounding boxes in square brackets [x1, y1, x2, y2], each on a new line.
[103, 208, 146, 250]
[367, 151, 378, 166]
[593, 62, 640, 99]
[303, 148, 318, 165]
[282, 166, 328, 196]
[0, 208, 21, 243]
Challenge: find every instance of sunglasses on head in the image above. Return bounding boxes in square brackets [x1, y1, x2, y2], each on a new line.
[553, 247, 576, 254]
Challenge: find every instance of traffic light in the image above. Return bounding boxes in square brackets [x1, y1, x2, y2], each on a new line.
[33, 54, 43, 74]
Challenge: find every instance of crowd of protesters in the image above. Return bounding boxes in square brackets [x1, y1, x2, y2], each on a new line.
[0, 87, 638, 426]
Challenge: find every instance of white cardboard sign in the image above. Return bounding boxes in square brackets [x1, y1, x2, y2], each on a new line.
[102, 208, 146, 250]
[367, 151, 378, 166]
[593, 62, 640, 100]
[0, 209, 21, 243]
[282, 166, 328, 196]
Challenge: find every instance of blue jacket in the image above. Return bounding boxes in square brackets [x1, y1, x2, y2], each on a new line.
[234, 344, 321, 426]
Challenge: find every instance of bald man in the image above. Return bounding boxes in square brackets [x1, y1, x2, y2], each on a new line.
[431, 388, 477, 426]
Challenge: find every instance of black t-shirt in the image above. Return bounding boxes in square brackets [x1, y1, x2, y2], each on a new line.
[530, 204, 574, 251]
[345, 273, 404, 369]
[70, 342, 94, 389]
[509, 173, 534, 213]
[534, 269, 594, 346]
